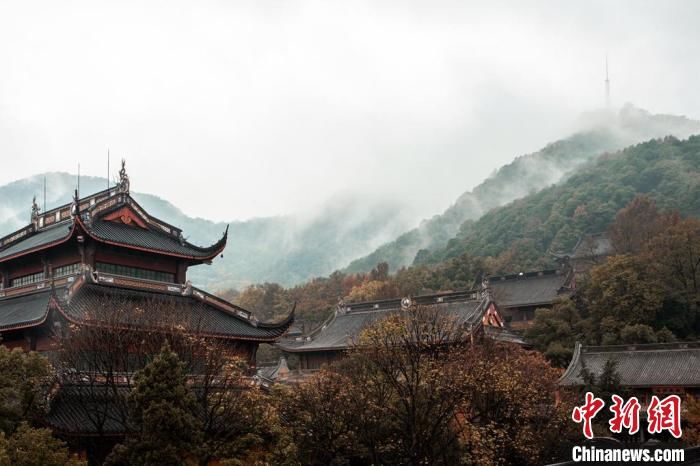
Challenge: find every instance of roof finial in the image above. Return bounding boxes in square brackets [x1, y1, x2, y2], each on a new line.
[31, 196, 40, 225]
[71, 189, 80, 218]
[118, 159, 130, 194]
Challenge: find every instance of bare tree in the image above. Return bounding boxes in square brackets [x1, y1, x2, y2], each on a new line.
[54, 293, 272, 465]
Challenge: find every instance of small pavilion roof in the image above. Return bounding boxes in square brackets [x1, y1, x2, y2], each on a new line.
[570, 232, 614, 260]
[559, 341, 700, 388]
[279, 290, 490, 353]
[487, 269, 573, 309]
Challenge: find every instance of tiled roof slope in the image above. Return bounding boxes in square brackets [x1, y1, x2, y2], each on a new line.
[85, 218, 225, 259]
[55, 282, 292, 341]
[488, 269, 572, 308]
[0, 222, 73, 261]
[45, 384, 130, 435]
[279, 290, 488, 353]
[0, 289, 53, 330]
[559, 342, 700, 387]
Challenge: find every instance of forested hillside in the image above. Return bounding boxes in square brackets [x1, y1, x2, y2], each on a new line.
[345, 106, 700, 273]
[423, 135, 700, 269]
[232, 135, 700, 330]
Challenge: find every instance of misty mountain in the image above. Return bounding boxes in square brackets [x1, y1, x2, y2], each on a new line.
[344, 105, 700, 274]
[422, 133, 700, 268]
[0, 174, 414, 289]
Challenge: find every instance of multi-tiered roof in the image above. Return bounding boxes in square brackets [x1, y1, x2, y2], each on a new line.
[0, 163, 293, 345]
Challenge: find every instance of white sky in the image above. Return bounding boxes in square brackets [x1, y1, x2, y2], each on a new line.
[1, 0, 699, 221]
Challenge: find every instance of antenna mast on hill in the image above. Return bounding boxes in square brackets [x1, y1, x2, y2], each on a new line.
[107, 149, 110, 190]
[605, 55, 611, 109]
[43, 176, 46, 213]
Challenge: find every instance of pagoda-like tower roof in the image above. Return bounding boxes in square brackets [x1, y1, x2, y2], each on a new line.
[0, 186, 227, 264]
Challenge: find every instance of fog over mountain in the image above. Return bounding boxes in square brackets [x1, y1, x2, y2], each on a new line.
[2, 105, 698, 290]
[345, 105, 700, 273]
[2, 1, 700, 224]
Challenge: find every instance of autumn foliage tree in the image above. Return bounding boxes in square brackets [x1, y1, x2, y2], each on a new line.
[277, 305, 572, 465]
[609, 195, 665, 255]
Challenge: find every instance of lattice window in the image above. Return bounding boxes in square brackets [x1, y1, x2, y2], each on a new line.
[53, 263, 81, 278]
[10, 271, 45, 287]
[96, 262, 175, 283]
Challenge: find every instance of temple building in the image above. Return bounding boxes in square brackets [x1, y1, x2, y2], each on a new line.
[564, 232, 614, 276]
[485, 268, 575, 329]
[559, 342, 700, 401]
[0, 162, 293, 362]
[0, 163, 294, 460]
[278, 289, 504, 372]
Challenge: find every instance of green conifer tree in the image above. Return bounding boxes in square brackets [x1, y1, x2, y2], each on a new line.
[105, 342, 200, 466]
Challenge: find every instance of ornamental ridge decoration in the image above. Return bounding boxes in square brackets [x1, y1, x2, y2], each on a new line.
[118, 159, 130, 194]
[31, 196, 40, 226]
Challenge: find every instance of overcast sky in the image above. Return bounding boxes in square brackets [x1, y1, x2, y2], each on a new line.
[1, 0, 699, 222]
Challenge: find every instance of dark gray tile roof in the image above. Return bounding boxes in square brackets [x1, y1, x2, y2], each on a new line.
[488, 270, 572, 308]
[0, 289, 52, 330]
[0, 222, 73, 261]
[86, 218, 224, 259]
[280, 291, 486, 352]
[484, 326, 529, 346]
[57, 283, 291, 341]
[45, 384, 130, 435]
[559, 342, 700, 387]
[257, 357, 290, 382]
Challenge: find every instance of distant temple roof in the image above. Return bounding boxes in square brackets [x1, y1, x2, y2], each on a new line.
[559, 342, 700, 388]
[487, 269, 573, 309]
[0, 184, 227, 264]
[278, 290, 497, 353]
[484, 326, 530, 346]
[570, 232, 614, 260]
[0, 269, 293, 342]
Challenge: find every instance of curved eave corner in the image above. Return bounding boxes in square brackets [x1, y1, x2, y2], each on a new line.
[76, 216, 229, 261]
[276, 304, 343, 353]
[0, 309, 51, 332]
[253, 302, 296, 342]
[558, 341, 583, 386]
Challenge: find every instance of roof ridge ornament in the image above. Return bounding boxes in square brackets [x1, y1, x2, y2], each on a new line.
[31, 196, 40, 227]
[70, 189, 79, 218]
[118, 159, 130, 194]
